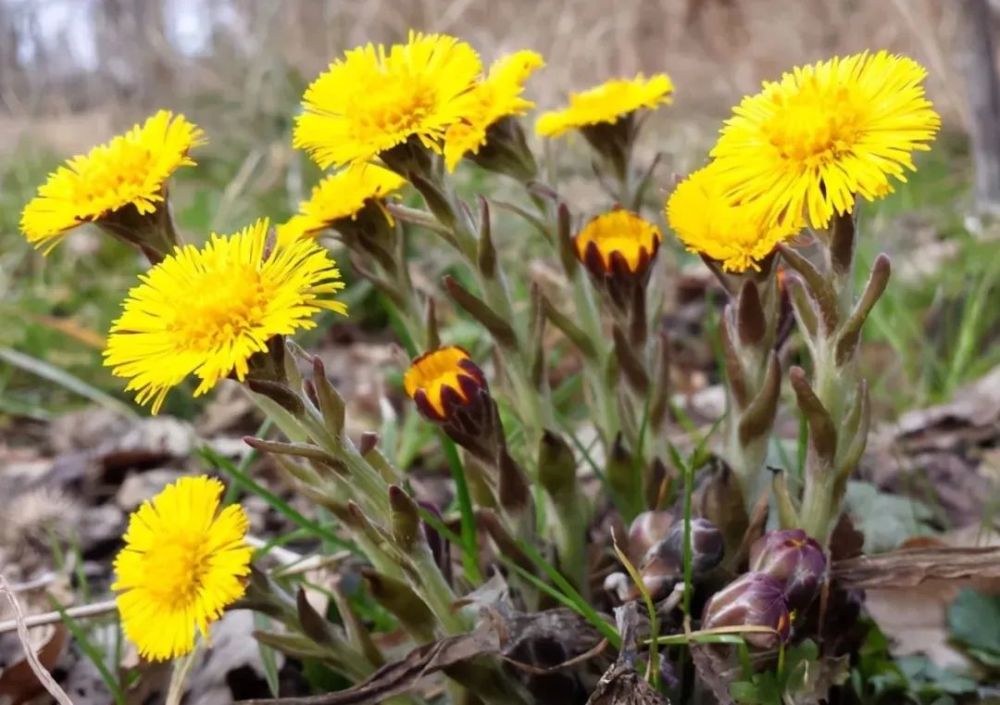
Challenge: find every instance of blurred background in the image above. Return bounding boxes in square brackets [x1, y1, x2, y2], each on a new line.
[0, 0, 998, 425]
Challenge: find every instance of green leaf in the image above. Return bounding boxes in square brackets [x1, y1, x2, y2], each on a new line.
[730, 680, 762, 704]
[948, 588, 1000, 662]
[844, 481, 936, 552]
[896, 655, 978, 696]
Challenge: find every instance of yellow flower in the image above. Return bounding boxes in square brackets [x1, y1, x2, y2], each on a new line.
[710, 51, 941, 230]
[294, 32, 482, 169]
[404, 346, 486, 420]
[535, 73, 673, 138]
[277, 164, 407, 243]
[575, 208, 663, 276]
[667, 164, 802, 272]
[113, 475, 252, 661]
[104, 218, 347, 414]
[20, 110, 204, 252]
[443, 50, 545, 172]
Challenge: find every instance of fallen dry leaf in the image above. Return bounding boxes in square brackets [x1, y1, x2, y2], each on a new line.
[585, 603, 667, 705]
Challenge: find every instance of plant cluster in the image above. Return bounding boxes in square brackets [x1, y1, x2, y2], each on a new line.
[18, 32, 942, 704]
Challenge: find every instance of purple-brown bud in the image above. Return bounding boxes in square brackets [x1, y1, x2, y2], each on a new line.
[749, 529, 827, 611]
[701, 572, 791, 649]
[628, 510, 675, 564]
[664, 517, 725, 577]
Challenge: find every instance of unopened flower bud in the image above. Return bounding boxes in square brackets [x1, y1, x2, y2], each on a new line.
[389, 485, 421, 551]
[628, 510, 674, 564]
[575, 209, 661, 277]
[404, 346, 504, 460]
[361, 569, 437, 643]
[749, 529, 827, 611]
[417, 501, 450, 583]
[701, 572, 790, 649]
[574, 209, 663, 315]
[664, 517, 725, 577]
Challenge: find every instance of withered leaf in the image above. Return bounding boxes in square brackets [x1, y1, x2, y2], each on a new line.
[585, 603, 669, 705]
[240, 621, 501, 705]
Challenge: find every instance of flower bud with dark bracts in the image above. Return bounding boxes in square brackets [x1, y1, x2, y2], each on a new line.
[749, 529, 827, 611]
[404, 346, 506, 462]
[627, 510, 674, 565]
[701, 572, 791, 649]
[574, 208, 662, 330]
[663, 517, 725, 577]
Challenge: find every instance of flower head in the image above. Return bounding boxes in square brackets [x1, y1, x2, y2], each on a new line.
[575, 208, 663, 277]
[277, 164, 407, 243]
[443, 50, 544, 172]
[113, 476, 252, 661]
[535, 73, 673, 138]
[294, 32, 482, 169]
[104, 218, 347, 414]
[710, 51, 941, 229]
[404, 346, 486, 420]
[20, 110, 204, 252]
[667, 163, 801, 272]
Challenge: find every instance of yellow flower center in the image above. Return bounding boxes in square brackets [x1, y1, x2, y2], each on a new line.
[142, 537, 213, 609]
[76, 145, 158, 209]
[169, 266, 273, 353]
[355, 77, 436, 139]
[763, 80, 863, 164]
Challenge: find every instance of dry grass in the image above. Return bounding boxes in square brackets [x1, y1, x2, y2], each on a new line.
[0, 0, 976, 161]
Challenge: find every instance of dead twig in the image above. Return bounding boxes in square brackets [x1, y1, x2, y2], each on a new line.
[0, 574, 74, 705]
[0, 598, 118, 636]
[833, 546, 1000, 588]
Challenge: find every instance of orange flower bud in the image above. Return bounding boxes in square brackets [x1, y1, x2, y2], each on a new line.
[404, 346, 487, 421]
[574, 208, 662, 278]
[404, 346, 504, 461]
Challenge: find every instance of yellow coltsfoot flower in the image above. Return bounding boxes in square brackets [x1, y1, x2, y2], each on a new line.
[710, 51, 941, 230]
[104, 218, 347, 414]
[535, 74, 674, 138]
[294, 32, 482, 171]
[667, 163, 802, 273]
[277, 163, 407, 244]
[537, 73, 673, 188]
[20, 110, 204, 257]
[113, 475, 252, 661]
[443, 49, 544, 176]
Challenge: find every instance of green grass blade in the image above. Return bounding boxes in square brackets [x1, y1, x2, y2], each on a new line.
[612, 535, 659, 687]
[437, 431, 483, 584]
[0, 347, 137, 418]
[50, 598, 126, 705]
[254, 613, 282, 697]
